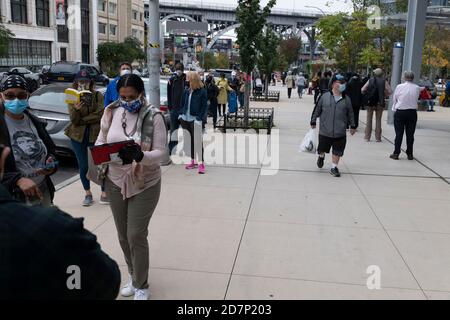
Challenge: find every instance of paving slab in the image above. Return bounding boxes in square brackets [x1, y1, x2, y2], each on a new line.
[233, 221, 420, 290]
[226, 275, 426, 300]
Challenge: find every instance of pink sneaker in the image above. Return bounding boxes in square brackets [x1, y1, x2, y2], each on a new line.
[185, 160, 198, 170]
[198, 163, 205, 174]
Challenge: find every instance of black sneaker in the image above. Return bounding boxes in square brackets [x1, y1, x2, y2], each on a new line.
[317, 156, 324, 169]
[407, 154, 414, 161]
[390, 154, 399, 160]
[330, 167, 341, 177]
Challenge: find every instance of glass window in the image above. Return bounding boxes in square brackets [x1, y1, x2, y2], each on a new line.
[132, 29, 138, 38]
[36, 0, 50, 27]
[98, 22, 106, 34]
[133, 10, 138, 20]
[110, 24, 117, 36]
[98, 0, 106, 12]
[11, 0, 27, 24]
[109, 2, 116, 14]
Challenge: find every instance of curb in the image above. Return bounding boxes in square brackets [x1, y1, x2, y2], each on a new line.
[55, 175, 80, 191]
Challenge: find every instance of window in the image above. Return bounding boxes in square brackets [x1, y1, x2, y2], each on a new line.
[133, 10, 138, 20]
[98, 22, 106, 34]
[36, 0, 50, 27]
[60, 48, 67, 61]
[110, 24, 117, 36]
[140, 13, 143, 21]
[11, 0, 27, 24]
[109, 2, 116, 14]
[132, 29, 138, 38]
[98, 0, 106, 12]
[0, 39, 51, 67]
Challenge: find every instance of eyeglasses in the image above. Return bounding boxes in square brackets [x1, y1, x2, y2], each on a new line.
[2, 92, 29, 100]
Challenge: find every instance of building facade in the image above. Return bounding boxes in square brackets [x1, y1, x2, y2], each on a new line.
[0, 0, 98, 68]
[97, 0, 145, 44]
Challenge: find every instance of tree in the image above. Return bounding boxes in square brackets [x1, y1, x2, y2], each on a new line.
[216, 53, 230, 69]
[359, 45, 384, 74]
[199, 52, 216, 70]
[97, 37, 145, 77]
[258, 27, 280, 100]
[0, 25, 14, 57]
[278, 36, 301, 67]
[236, 0, 276, 125]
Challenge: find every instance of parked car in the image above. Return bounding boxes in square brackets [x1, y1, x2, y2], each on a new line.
[1, 67, 41, 92]
[47, 61, 110, 86]
[28, 79, 169, 157]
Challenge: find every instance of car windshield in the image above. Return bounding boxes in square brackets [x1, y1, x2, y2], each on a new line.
[29, 85, 69, 110]
[50, 64, 78, 73]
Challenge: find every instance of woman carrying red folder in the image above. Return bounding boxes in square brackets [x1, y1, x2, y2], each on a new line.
[95, 74, 167, 300]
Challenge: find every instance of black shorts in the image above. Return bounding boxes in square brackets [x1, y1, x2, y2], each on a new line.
[318, 135, 347, 157]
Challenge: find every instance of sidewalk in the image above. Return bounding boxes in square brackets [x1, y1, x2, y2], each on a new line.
[54, 86, 450, 300]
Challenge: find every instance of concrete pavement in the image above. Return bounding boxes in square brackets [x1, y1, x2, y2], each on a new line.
[53, 86, 450, 300]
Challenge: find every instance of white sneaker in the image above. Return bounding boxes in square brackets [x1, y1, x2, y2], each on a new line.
[134, 288, 150, 300]
[120, 279, 136, 297]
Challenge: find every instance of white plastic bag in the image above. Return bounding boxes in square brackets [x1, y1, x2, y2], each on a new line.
[300, 128, 317, 153]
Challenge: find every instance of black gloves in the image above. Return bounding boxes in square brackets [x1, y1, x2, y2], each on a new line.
[118, 144, 144, 165]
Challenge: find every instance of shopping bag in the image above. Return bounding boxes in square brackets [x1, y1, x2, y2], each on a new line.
[299, 128, 317, 153]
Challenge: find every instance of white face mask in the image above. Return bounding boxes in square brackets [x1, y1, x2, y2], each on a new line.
[120, 69, 131, 76]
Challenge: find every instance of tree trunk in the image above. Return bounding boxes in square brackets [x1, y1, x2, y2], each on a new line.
[265, 75, 269, 101]
[244, 74, 251, 127]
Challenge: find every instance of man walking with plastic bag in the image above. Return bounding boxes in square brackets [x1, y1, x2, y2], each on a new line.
[310, 74, 356, 177]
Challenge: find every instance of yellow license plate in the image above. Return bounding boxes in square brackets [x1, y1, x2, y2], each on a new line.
[58, 77, 65, 81]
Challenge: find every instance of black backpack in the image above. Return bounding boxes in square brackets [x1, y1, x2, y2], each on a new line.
[365, 78, 379, 107]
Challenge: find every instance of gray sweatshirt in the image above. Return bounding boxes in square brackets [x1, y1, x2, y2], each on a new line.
[310, 92, 355, 138]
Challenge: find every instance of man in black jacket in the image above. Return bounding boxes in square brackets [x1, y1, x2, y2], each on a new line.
[167, 63, 187, 154]
[0, 146, 121, 299]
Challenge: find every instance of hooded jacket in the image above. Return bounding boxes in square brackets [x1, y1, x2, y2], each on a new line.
[310, 92, 356, 138]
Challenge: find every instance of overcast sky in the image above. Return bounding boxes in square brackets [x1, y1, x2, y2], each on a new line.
[177, 0, 353, 13]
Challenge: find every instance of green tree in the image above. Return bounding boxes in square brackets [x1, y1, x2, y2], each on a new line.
[236, 0, 276, 125]
[97, 37, 145, 77]
[216, 53, 230, 69]
[199, 52, 216, 70]
[359, 44, 384, 73]
[278, 36, 301, 67]
[258, 27, 280, 100]
[0, 25, 14, 57]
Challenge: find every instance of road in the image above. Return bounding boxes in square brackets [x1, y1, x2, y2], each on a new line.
[52, 156, 79, 187]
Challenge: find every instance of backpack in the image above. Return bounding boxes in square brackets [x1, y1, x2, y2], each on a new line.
[365, 78, 379, 107]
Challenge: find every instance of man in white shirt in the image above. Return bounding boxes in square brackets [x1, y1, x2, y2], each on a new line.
[390, 71, 422, 161]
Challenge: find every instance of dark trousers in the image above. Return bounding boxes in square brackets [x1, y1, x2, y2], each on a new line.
[394, 109, 417, 156]
[180, 119, 204, 162]
[352, 105, 360, 129]
[314, 88, 320, 104]
[169, 109, 181, 154]
[287, 88, 292, 98]
[238, 92, 244, 108]
[209, 99, 218, 126]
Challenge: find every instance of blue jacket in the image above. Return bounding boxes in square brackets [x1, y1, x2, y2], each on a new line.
[104, 76, 120, 107]
[180, 88, 208, 122]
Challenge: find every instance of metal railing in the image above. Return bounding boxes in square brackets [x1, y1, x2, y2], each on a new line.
[159, 0, 324, 18]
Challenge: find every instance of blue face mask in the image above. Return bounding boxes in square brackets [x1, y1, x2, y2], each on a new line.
[120, 98, 142, 113]
[339, 84, 347, 93]
[4, 99, 28, 115]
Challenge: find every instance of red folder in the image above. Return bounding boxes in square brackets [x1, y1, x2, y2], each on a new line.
[90, 140, 136, 165]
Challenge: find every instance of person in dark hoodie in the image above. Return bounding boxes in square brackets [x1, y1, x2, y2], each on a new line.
[311, 74, 356, 178]
[0, 145, 121, 300]
[345, 72, 363, 130]
[167, 62, 187, 154]
[0, 74, 57, 207]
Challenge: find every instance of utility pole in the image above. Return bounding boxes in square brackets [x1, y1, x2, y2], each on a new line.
[147, 0, 171, 165]
[147, 0, 160, 108]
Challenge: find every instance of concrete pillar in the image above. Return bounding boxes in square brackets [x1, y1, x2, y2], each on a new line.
[67, 0, 82, 62]
[28, 0, 37, 26]
[388, 42, 404, 125]
[91, 0, 99, 65]
[402, 0, 427, 83]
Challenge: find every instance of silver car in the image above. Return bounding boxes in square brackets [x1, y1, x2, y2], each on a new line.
[28, 80, 170, 157]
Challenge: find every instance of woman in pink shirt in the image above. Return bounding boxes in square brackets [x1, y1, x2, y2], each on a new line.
[96, 74, 167, 300]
